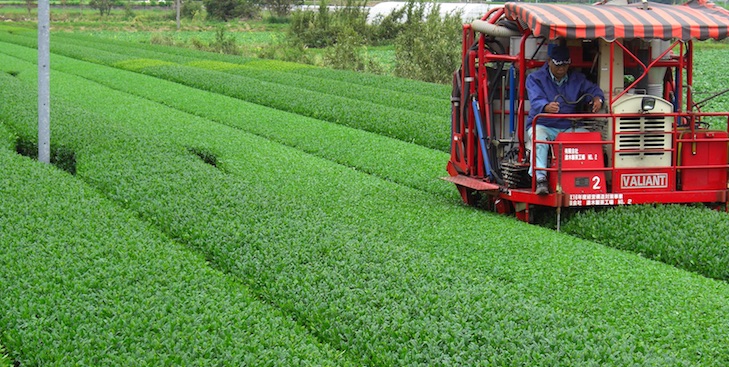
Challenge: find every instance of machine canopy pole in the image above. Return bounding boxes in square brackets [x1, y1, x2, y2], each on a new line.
[38, 0, 50, 164]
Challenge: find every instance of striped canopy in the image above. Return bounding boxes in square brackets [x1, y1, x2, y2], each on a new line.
[503, 0, 729, 41]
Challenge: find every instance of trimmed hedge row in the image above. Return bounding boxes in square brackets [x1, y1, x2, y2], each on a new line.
[63, 31, 259, 65]
[193, 60, 450, 119]
[293, 66, 452, 101]
[55, 31, 451, 101]
[3, 56, 729, 365]
[0, 30, 451, 152]
[48, 33, 450, 119]
[0, 41, 455, 199]
[563, 204, 729, 281]
[0, 146, 351, 365]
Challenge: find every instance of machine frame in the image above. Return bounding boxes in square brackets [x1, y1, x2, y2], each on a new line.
[444, 0, 729, 224]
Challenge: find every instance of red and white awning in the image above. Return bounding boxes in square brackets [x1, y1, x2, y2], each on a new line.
[503, 0, 729, 41]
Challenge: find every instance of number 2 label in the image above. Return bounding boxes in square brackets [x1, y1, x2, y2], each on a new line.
[592, 176, 601, 190]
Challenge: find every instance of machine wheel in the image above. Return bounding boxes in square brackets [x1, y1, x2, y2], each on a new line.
[493, 198, 513, 215]
[456, 185, 479, 206]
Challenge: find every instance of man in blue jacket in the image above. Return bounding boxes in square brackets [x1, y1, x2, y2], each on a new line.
[526, 43, 605, 195]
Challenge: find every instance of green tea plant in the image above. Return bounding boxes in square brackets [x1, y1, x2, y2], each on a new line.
[0, 149, 352, 366]
[3, 28, 450, 110]
[563, 204, 729, 281]
[54, 31, 450, 117]
[2, 57, 729, 366]
[2, 25, 451, 99]
[693, 48, 729, 130]
[0, 345, 10, 367]
[0, 121, 15, 151]
[2, 31, 450, 151]
[0, 40, 454, 198]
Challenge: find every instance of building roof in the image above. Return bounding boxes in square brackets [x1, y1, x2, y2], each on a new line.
[367, 1, 494, 24]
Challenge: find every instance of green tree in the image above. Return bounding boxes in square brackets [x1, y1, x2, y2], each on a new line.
[181, 0, 205, 19]
[394, 2, 462, 84]
[89, 0, 116, 15]
[323, 25, 383, 74]
[203, 0, 258, 21]
[369, 4, 408, 44]
[264, 0, 302, 17]
[288, 0, 370, 48]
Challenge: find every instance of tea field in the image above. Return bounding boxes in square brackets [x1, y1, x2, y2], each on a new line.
[1, 25, 729, 366]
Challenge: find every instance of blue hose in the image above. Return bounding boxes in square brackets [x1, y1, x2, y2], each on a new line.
[674, 67, 680, 112]
[472, 99, 493, 179]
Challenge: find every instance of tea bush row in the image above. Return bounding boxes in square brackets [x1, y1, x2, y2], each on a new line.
[116, 51, 451, 151]
[48, 32, 451, 119]
[2, 59, 729, 365]
[0, 41, 455, 199]
[0, 140, 351, 365]
[0, 29, 451, 151]
[563, 204, 729, 281]
[56, 30, 452, 100]
[17, 33, 729, 284]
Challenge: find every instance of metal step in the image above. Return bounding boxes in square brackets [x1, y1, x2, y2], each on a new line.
[440, 175, 500, 191]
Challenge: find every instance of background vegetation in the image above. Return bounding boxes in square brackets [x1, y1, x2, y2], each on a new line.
[0, 0, 463, 82]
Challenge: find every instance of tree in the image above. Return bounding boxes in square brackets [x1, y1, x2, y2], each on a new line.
[264, 0, 302, 17]
[89, 0, 115, 16]
[203, 0, 258, 21]
[394, 2, 462, 84]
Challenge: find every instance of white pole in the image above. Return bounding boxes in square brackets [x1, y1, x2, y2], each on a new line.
[176, 0, 180, 31]
[38, 0, 50, 164]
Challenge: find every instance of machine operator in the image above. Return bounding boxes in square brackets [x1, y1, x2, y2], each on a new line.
[526, 43, 605, 195]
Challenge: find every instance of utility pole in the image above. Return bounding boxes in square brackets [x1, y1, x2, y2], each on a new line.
[176, 0, 181, 30]
[38, 0, 50, 164]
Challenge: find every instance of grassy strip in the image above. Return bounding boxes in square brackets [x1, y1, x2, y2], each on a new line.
[0, 151, 351, 365]
[563, 204, 729, 281]
[0, 30, 451, 152]
[4, 58, 729, 365]
[0, 41, 456, 199]
[49, 32, 451, 118]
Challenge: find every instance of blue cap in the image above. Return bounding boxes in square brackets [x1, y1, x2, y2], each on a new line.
[548, 44, 571, 65]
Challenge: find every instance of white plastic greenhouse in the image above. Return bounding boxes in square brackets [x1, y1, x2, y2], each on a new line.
[366, 2, 494, 24]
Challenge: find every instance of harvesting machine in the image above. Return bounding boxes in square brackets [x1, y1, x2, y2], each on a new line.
[444, 0, 729, 225]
